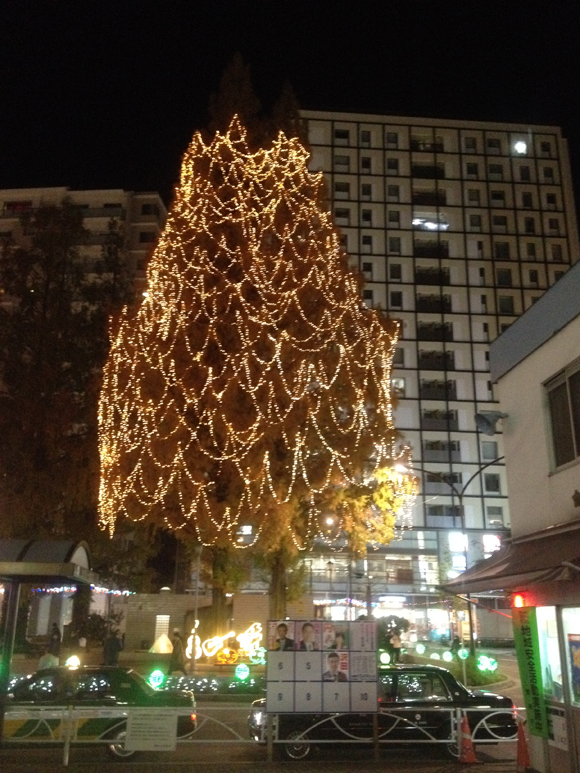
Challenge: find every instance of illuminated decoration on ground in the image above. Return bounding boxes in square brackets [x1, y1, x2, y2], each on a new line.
[185, 622, 263, 662]
[442, 650, 453, 662]
[477, 655, 498, 672]
[148, 669, 165, 689]
[379, 651, 391, 665]
[235, 663, 250, 681]
[415, 643, 426, 655]
[430, 652, 441, 660]
[249, 646, 266, 665]
[458, 647, 469, 661]
[30, 584, 132, 596]
[65, 655, 81, 669]
[98, 116, 417, 551]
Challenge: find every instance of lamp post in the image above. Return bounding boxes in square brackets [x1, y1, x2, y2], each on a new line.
[190, 544, 203, 676]
[396, 455, 504, 655]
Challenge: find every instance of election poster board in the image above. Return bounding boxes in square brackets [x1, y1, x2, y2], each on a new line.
[266, 620, 377, 713]
[513, 607, 549, 738]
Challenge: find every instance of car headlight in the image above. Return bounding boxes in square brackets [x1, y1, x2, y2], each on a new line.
[253, 711, 263, 726]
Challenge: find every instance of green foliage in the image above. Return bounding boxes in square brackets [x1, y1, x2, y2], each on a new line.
[0, 201, 133, 539]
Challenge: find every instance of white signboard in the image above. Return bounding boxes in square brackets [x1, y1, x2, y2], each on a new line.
[125, 708, 179, 751]
[266, 620, 378, 713]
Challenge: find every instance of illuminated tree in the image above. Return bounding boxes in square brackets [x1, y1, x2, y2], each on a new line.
[98, 119, 417, 612]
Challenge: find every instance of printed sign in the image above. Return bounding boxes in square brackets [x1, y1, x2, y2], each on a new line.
[266, 620, 377, 713]
[567, 634, 580, 702]
[513, 607, 549, 738]
[125, 709, 179, 751]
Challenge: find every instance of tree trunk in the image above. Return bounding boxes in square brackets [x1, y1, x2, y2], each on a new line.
[211, 547, 229, 634]
[269, 549, 287, 619]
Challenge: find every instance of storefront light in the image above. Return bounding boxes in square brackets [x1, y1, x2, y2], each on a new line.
[448, 532, 467, 553]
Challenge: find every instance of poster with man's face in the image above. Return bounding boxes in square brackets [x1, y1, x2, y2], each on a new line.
[296, 620, 321, 651]
[268, 621, 296, 651]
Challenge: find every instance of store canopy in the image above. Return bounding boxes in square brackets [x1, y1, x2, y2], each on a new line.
[443, 519, 580, 595]
[0, 539, 95, 585]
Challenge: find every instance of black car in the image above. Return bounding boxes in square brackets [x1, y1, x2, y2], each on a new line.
[4, 666, 196, 759]
[248, 664, 516, 760]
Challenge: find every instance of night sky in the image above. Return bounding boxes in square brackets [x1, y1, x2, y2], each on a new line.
[1, 1, 578, 205]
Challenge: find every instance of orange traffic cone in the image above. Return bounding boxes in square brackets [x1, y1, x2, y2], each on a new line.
[459, 713, 478, 763]
[516, 718, 531, 773]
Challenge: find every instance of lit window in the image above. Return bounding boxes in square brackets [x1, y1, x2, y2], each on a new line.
[514, 140, 527, 154]
[448, 532, 467, 553]
[391, 377, 405, 396]
[483, 534, 501, 555]
[481, 441, 498, 461]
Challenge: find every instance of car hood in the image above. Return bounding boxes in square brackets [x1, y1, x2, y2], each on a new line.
[468, 689, 513, 706]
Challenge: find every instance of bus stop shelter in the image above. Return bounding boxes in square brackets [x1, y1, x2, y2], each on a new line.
[0, 539, 97, 742]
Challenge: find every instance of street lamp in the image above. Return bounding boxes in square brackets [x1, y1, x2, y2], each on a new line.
[396, 453, 505, 655]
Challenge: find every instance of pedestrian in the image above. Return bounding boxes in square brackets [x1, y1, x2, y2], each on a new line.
[168, 629, 187, 676]
[38, 646, 59, 669]
[48, 623, 61, 657]
[390, 629, 402, 663]
[451, 636, 462, 656]
[103, 629, 123, 666]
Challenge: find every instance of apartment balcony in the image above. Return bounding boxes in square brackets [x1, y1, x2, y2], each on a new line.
[419, 380, 457, 401]
[423, 447, 461, 463]
[411, 164, 445, 179]
[417, 323, 453, 342]
[80, 207, 125, 219]
[424, 480, 462, 496]
[413, 242, 450, 259]
[412, 191, 447, 206]
[421, 413, 459, 431]
[410, 140, 445, 153]
[416, 294, 452, 313]
[418, 351, 455, 370]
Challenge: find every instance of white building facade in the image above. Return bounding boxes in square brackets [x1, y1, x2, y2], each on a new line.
[298, 110, 580, 634]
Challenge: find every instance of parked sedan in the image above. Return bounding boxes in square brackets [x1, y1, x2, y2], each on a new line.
[248, 664, 516, 760]
[4, 666, 196, 759]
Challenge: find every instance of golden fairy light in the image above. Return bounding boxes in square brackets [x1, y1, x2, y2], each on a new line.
[98, 117, 417, 549]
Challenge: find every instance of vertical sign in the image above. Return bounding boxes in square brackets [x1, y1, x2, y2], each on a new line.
[266, 620, 377, 714]
[513, 607, 549, 738]
[567, 634, 580, 702]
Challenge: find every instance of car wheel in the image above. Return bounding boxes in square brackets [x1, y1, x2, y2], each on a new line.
[444, 741, 460, 760]
[282, 728, 311, 760]
[105, 728, 137, 761]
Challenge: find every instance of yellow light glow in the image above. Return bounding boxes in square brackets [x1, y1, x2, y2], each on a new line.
[98, 116, 417, 549]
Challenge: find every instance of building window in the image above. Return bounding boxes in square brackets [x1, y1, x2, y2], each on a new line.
[386, 158, 399, 175]
[388, 237, 401, 255]
[526, 242, 537, 260]
[554, 271, 565, 282]
[492, 215, 507, 232]
[469, 214, 482, 231]
[466, 162, 479, 179]
[334, 182, 350, 199]
[543, 166, 555, 182]
[387, 184, 400, 201]
[519, 166, 531, 182]
[3, 200, 33, 215]
[488, 163, 504, 180]
[540, 141, 552, 157]
[392, 348, 404, 366]
[361, 235, 373, 253]
[498, 295, 515, 314]
[464, 137, 477, 152]
[490, 189, 505, 205]
[497, 268, 513, 287]
[361, 183, 372, 200]
[486, 506, 505, 527]
[334, 208, 350, 225]
[339, 234, 348, 249]
[334, 129, 350, 146]
[484, 473, 501, 493]
[467, 189, 480, 205]
[362, 289, 374, 306]
[390, 291, 403, 309]
[546, 361, 580, 467]
[551, 244, 563, 263]
[481, 440, 498, 462]
[360, 130, 371, 147]
[334, 155, 350, 172]
[487, 138, 501, 153]
[362, 261, 373, 279]
[361, 156, 371, 173]
[141, 203, 159, 216]
[361, 209, 372, 226]
[546, 193, 557, 209]
[391, 377, 406, 396]
[389, 262, 402, 281]
[386, 131, 399, 148]
[388, 210, 400, 227]
[529, 269, 539, 285]
[548, 218, 560, 234]
[500, 323, 512, 333]
[521, 192, 533, 208]
[524, 217, 536, 235]
[494, 242, 510, 260]
[139, 231, 156, 243]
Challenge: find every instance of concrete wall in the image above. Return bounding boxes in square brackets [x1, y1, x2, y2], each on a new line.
[495, 313, 580, 538]
[123, 592, 213, 650]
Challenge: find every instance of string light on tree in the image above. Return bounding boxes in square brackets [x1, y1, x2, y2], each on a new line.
[98, 117, 417, 551]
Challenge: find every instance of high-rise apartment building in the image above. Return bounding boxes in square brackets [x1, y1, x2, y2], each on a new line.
[0, 187, 166, 297]
[296, 111, 580, 633]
